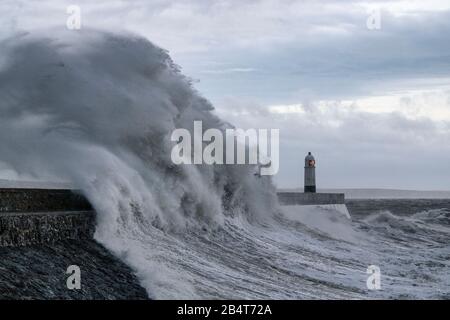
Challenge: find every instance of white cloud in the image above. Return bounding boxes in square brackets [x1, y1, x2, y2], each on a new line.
[266, 87, 450, 122]
[200, 68, 256, 75]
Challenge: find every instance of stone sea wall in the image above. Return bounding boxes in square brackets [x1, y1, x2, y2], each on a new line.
[0, 211, 95, 247]
[0, 188, 94, 247]
[0, 188, 148, 299]
[0, 188, 92, 213]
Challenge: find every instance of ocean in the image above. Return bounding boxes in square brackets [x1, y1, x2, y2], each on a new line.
[108, 198, 448, 299]
[0, 30, 448, 300]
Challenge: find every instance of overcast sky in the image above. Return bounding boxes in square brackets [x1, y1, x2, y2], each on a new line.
[1, 0, 450, 190]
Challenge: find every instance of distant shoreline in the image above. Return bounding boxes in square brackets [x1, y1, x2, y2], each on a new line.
[277, 188, 450, 199]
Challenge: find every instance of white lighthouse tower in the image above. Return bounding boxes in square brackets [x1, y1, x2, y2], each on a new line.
[304, 152, 316, 193]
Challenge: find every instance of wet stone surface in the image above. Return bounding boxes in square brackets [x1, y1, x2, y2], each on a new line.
[0, 211, 95, 246]
[0, 239, 148, 299]
[0, 189, 92, 213]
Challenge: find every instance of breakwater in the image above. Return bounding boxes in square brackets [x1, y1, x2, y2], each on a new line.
[277, 192, 345, 205]
[0, 188, 93, 247]
[0, 187, 148, 299]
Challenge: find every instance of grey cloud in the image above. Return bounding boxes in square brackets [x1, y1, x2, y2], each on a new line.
[216, 98, 450, 189]
[1, 0, 449, 189]
[180, 7, 450, 102]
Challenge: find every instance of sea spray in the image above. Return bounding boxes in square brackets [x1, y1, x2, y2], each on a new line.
[1, 30, 449, 299]
[0, 29, 279, 297]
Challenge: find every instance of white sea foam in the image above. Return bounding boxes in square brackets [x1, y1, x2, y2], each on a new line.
[0, 29, 279, 296]
[0, 30, 448, 299]
[281, 205, 358, 243]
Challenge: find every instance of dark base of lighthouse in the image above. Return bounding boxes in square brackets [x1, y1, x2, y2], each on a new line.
[304, 186, 316, 193]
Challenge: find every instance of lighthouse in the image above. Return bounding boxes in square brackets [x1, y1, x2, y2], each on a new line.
[304, 152, 316, 193]
[277, 152, 347, 215]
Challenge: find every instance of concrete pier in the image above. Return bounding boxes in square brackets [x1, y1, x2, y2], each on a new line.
[277, 192, 345, 205]
[1, 187, 348, 246]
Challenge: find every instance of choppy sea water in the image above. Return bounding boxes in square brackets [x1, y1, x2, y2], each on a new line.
[1, 31, 448, 300]
[111, 199, 449, 299]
